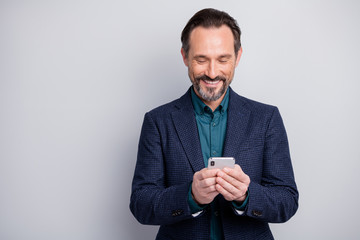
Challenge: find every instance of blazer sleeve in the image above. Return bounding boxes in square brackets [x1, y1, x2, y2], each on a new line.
[245, 107, 299, 223]
[130, 112, 193, 225]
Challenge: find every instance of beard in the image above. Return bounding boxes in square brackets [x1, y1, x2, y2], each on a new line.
[191, 74, 231, 102]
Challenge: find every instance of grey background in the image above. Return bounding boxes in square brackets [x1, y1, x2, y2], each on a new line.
[1, 0, 359, 239]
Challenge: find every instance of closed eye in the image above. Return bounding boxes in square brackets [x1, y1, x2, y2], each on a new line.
[195, 59, 207, 64]
[218, 54, 232, 63]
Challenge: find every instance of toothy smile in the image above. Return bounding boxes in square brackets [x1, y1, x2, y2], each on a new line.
[204, 80, 220, 85]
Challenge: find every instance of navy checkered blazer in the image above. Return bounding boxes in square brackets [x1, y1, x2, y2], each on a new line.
[130, 87, 298, 240]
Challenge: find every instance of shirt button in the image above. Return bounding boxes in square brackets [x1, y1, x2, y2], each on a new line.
[212, 122, 216, 127]
[212, 151, 217, 155]
[214, 211, 219, 217]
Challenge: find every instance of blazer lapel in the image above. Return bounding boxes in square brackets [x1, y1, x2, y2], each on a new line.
[223, 88, 251, 157]
[171, 89, 205, 172]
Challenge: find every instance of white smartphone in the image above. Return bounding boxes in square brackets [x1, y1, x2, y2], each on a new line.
[208, 157, 235, 169]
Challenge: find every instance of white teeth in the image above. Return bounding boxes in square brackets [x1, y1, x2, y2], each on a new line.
[204, 80, 220, 85]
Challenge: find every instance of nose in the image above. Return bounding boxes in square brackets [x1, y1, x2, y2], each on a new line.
[206, 60, 218, 79]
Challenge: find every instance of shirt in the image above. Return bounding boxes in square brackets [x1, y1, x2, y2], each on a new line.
[188, 87, 248, 240]
[189, 87, 228, 239]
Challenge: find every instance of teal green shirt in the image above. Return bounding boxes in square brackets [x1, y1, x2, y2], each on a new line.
[192, 88, 229, 164]
[188, 87, 248, 240]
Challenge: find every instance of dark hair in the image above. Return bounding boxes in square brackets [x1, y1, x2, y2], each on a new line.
[181, 8, 241, 57]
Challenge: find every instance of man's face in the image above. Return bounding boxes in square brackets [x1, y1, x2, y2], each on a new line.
[181, 25, 242, 103]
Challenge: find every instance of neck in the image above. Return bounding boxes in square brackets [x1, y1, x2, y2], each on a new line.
[202, 94, 226, 112]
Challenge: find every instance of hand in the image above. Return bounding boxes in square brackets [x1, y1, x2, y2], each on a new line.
[215, 164, 250, 202]
[191, 168, 220, 205]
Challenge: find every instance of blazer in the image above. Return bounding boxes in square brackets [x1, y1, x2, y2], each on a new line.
[130, 87, 298, 240]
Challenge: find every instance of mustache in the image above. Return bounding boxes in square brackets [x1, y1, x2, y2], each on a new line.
[195, 75, 226, 82]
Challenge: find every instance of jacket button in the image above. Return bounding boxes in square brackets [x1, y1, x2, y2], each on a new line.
[171, 209, 183, 217]
[252, 210, 262, 217]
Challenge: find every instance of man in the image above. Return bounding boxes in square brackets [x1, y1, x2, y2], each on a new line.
[130, 8, 298, 240]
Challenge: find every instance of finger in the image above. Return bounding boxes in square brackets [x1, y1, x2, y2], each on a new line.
[194, 184, 217, 195]
[193, 176, 217, 194]
[216, 177, 247, 201]
[198, 177, 217, 188]
[205, 184, 218, 193]
[215, 183, 236, 201]
[196, 168, 220, 180]
[216, 172, 248, 197]
[217, 170, 240, 188]
[216, 175, 240, 194]
[191, 183, 219, 205]
[223, 165, 250, 183]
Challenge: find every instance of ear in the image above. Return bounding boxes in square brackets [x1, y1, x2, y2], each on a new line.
[235, 47, 243, 67]
[181, 48, 189, 67]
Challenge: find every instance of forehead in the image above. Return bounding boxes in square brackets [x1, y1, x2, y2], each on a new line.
[188, 25, 235, 55]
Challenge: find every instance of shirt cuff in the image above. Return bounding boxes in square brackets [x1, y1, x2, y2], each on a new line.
[188, 184, 206, 217]
[231, 192, 249, 215]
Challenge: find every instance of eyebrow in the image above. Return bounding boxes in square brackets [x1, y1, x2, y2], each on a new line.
[193, 54, 233, 59]
[218, 54, 232, 59]
[193, 55, 207, 59]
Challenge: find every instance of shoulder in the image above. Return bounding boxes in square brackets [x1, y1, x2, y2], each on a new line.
[228, 88, 285, 135]
[145, 88, 192, 121]
[229, 88, 278, 116]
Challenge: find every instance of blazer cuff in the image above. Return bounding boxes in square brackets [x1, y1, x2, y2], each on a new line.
[232, 191, 249, 216]
[187, 183, 206, 217]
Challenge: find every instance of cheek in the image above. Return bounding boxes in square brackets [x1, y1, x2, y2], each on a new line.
[190, 63, 207, 75]
[221, 65, 235, 77]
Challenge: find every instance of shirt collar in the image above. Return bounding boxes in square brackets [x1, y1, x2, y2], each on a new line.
[191, 87, 229, 115]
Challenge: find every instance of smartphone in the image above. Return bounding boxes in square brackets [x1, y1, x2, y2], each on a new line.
[208, 157, 235, 169]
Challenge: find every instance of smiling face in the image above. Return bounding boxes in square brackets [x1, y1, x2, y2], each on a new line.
[181, 25, 242, 108]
